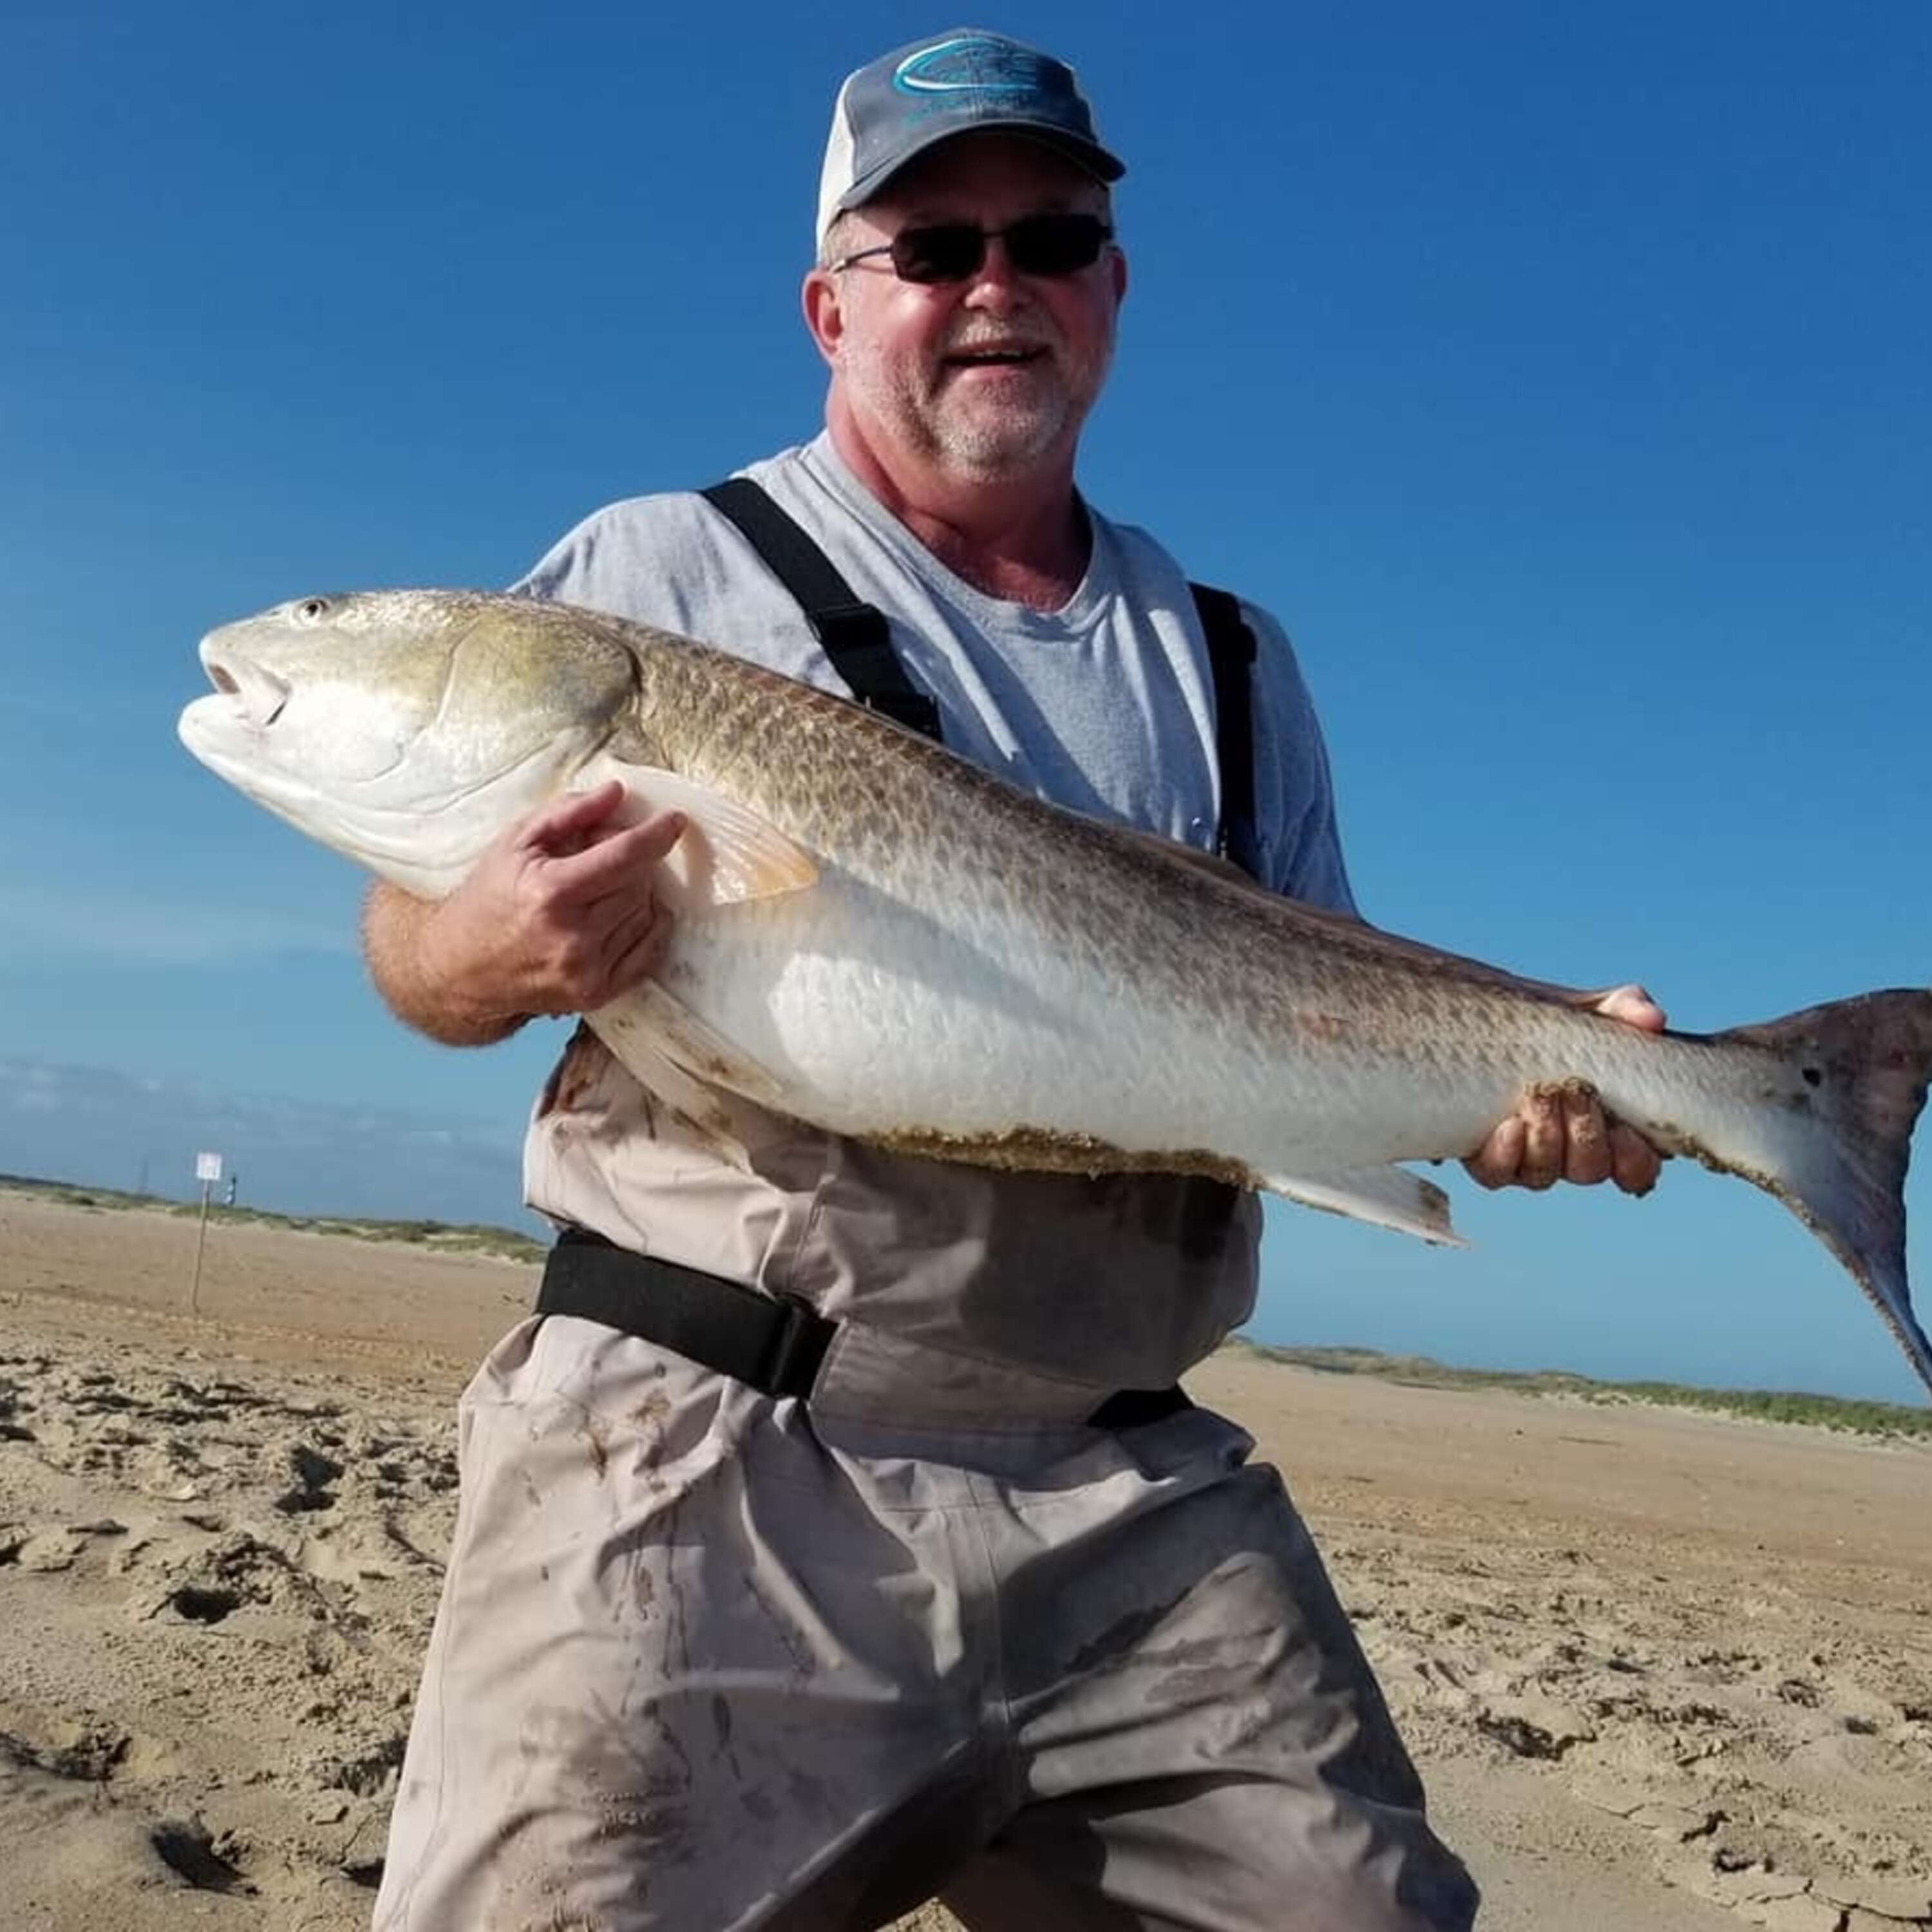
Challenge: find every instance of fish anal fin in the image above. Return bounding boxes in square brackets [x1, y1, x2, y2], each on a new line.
[576, 755, 818, 911]
[1260, 1164, 1466, 1247]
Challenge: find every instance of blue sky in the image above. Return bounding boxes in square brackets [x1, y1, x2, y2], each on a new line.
[3, 5, 1928, 1399]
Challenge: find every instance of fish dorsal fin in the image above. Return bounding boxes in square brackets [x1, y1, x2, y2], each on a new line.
[1114, 824, 1263, 891]
[577, 755, 818, 911]
[1258, 1163, 1467, 1247]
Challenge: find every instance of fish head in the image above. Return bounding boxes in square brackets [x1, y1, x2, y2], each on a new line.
[178, 589, 639, 896]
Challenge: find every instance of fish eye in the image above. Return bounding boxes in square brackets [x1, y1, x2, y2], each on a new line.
[294, 596, 330, 623]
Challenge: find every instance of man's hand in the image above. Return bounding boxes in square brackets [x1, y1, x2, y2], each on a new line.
[1463, 983, 1667, 1195]
[363, 781, 687, 1046]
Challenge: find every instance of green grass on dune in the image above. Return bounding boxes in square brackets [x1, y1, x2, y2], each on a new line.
[1229, 1338, 1932, 1441]
[0, 1172, 544, 1264]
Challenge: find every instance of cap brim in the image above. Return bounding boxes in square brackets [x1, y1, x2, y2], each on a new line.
[835, 121, 1125, 223]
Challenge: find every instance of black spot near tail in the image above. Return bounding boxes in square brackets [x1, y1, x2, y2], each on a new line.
[1721, 989, 1932, 1394]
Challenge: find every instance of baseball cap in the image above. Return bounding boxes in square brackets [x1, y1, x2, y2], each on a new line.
[816, 28, 1124, 249]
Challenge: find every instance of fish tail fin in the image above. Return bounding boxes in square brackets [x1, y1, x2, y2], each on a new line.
[1720, 989, 1932, 1394]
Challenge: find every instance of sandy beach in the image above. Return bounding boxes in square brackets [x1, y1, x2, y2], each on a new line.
[3, 1185, 1928, 1931]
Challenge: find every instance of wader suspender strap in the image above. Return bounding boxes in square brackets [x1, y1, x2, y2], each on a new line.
[699, 476, 1259, 866]
[1189, 582, 1259, 869]
[701, 477, 945, 743]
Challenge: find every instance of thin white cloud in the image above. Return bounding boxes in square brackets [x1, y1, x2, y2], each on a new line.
[0, 1054, 529, 1229]
[0, 1056, 506, 1143]
[0, 683, 169, 726]
[0, 882, 354, 966]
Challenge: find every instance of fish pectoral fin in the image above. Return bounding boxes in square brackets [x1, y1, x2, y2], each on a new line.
[578, 756, 819, 911]
[1258, 1163, 1467, 1247]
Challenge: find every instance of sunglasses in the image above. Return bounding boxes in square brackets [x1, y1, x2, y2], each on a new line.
[829, 212, 1114, 285]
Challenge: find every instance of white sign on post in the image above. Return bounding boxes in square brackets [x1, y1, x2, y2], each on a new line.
[189, 1152, 225, 1314]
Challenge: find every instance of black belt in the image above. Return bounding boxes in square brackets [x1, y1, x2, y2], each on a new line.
[537, 1227, 1191, 1430]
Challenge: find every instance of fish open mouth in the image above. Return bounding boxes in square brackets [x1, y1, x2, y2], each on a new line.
[202, 650, 290, 730]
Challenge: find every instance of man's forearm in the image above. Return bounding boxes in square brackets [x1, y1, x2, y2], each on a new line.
[361, 881, 529, 1047]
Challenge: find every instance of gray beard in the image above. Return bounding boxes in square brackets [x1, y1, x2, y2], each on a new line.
[928, 395, 1072, 477]
[841, 339, 1099, 484]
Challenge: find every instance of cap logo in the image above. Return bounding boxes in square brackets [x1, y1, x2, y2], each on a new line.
[894, 35, 1053, 97]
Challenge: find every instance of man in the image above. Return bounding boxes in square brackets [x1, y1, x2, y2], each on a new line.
[366, 30, 1662, 1931]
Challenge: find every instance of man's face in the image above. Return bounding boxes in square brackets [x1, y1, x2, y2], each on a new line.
[805, 132, 1127, 484]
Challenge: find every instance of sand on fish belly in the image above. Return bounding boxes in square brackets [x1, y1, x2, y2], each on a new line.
[2, 1189, 1929, 1931]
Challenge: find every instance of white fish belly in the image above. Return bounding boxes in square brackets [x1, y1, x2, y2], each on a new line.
[659, 882, 1220, 1151]
[645, 873, 1537, 1177]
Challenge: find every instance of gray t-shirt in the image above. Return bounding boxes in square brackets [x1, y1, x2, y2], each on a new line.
[517, 435, 1356, 907]
[513, 435, 1356, 1397]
